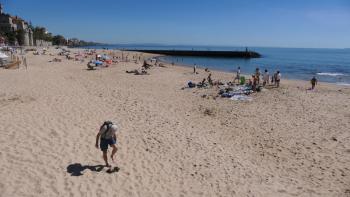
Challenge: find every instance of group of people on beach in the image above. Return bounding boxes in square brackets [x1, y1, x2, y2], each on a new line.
[234, 66, 281, 90]
[234, 66, 318, 90]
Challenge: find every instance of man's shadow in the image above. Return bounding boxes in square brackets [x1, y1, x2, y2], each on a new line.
[67, 163, 119, 176]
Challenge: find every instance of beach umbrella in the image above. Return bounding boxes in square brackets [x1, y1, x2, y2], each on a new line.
[0, 52, 8, 59]
[101, 54, 111, 60]
[93, 60, 103, 65]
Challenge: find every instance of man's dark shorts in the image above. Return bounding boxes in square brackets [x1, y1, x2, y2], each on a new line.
[100, 138, 116, 151]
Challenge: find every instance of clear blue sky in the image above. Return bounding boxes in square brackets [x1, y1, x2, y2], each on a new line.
[2, 0, 350, 48]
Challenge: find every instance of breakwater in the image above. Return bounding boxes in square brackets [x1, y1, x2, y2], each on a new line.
[125, 49, 261, 58]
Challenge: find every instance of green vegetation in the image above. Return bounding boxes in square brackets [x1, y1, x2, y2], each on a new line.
[52, 35, 66, 45]
[15, 29, 25, 45]
[32, 26, 53, 42]
[2, 31, 17, 45]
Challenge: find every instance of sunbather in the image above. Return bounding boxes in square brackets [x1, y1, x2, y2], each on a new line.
[197, 78, 207, 88]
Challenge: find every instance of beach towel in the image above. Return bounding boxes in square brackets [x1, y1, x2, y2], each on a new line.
[230, 95, 253, 101]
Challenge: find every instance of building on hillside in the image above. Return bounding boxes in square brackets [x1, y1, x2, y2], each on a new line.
[67, 38, 80, 47]
[0, 3, 34, 46]
[36, 39, 52, 47]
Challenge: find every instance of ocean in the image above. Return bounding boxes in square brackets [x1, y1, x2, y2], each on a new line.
[85, 45, 350, 85]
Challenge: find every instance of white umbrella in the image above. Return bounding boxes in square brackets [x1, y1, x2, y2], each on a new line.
[0, 52, 8, 59]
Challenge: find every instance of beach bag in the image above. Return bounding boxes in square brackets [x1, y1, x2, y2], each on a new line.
[100, 121, 113, 139]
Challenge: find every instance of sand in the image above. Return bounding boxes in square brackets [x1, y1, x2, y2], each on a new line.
[0, 47, 349, 197]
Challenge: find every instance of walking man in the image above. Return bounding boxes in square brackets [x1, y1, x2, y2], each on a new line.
[95, 121, 118, 167]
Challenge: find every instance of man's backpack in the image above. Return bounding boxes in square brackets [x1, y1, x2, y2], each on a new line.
[100, 121, 113, 139]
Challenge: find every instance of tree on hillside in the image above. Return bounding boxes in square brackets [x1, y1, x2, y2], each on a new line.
[45, 32, 53, 42]
[4, 31, 17, 45]
[33, 26, 53, 42]
[16, 29, 25, 45]
[52, 35, 66, 45]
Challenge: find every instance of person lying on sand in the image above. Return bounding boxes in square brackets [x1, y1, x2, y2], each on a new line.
[53, 58, 61, 62]
[126, 69, 148, 75]
[95, 121, 118, 167]
[197, 78, 207, 88]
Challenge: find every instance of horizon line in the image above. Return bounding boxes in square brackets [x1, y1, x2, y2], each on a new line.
[84, 42, 349, 50]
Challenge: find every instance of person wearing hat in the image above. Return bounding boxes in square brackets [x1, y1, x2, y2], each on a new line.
[95, 121, 118, 167]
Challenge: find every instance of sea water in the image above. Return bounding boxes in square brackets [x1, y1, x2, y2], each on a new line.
[86, 45, 350, 85]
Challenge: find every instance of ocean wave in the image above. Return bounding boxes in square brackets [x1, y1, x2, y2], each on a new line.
[336, 82, 350, 86]
[316, 72, 345, 77]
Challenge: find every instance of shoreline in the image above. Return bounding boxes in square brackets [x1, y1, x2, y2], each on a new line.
[74, 45, 350, 86]
[155, 56, 350, 88]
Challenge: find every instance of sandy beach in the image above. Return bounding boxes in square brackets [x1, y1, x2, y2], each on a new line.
[0, 47, 349, 197]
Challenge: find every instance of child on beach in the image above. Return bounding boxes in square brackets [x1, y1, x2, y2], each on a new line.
[263, 69, 269, 86]
[251, 75, 257, 91]
[255, 68, 261, 84]
[207, 73, 213, 86]
[95, 121, 118, 167]
[234, 66, 241, 84]
[311, 76, 317, 90]
[276, 71, 281, 87]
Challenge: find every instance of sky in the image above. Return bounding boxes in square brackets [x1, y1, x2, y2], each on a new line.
[1, 0, 350, 48]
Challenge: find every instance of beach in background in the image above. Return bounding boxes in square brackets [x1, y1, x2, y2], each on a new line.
[86, 45, 350, 85]
[0, 47, 349, 196]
